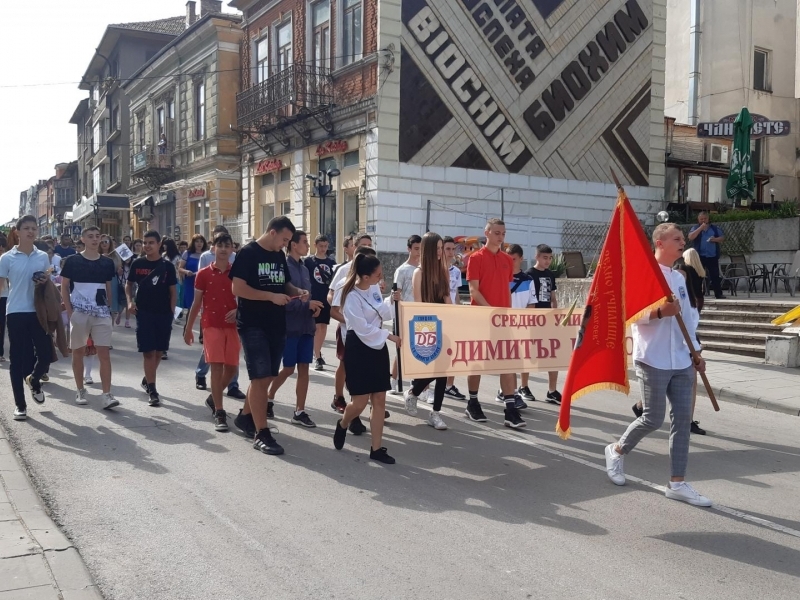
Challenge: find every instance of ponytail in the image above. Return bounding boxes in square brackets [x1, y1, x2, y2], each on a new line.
[341, 252, 381, 304]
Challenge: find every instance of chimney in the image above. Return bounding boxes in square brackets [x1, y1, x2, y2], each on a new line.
[186, 1, 197, 29]
[200, 1, 222, 16]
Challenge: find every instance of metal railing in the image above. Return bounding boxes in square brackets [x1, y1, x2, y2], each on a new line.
[131, 145, 174, 173]
[236, 65, 334, 128]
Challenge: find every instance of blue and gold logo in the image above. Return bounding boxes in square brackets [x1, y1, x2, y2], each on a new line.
[409, 315, 442, 365]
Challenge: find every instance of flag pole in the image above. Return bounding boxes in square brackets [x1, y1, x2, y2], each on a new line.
[610, 170, 720, 412]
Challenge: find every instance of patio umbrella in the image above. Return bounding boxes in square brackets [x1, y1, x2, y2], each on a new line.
[726, 107, 755, 204]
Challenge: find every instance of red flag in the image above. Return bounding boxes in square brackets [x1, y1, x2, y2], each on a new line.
[556, 190, 673, 439]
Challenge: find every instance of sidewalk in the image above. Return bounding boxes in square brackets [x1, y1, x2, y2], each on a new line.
[0, 424, 102, 600]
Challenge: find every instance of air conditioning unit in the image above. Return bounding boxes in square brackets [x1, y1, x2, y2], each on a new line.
[709, 144, 729, 164]
[138, 206, 153, 221]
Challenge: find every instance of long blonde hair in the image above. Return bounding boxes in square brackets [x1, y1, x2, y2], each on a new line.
[682, 248, 706, 278]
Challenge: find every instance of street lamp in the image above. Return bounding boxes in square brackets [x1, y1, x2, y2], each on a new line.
[307, 167, 340, 239]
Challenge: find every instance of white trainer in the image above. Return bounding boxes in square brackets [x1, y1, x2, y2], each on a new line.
[84, 376, 94, 385]
[665, 482, 712, 507]
[427, 411, 447, 430]
[102, 393, 120, 410]
[424, 389, 434, 404]
[75, 389, 89, 406]
[404, 390, 419, 416]
[390, 378, 398, 393]
[604, 443, 626, 486]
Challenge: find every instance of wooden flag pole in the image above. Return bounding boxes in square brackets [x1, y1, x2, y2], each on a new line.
[610, 169, 720, 412]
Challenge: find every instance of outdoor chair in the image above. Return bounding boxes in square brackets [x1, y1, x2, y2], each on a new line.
[562, 251, 587, 278]
[720, 254, 764, 298]
[771, 250, 800, 297]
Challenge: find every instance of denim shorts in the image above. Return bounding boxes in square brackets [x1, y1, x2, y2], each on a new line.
[238, 327, 285, 380]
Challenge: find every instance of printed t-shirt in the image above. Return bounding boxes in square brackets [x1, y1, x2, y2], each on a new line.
[128, 257, 178, 315]
[60, 254, 116, 317]
[526, 267, 558, 308]
[194, 263, 237, 329]
[448, 265, 462, 304]
[393, 262, 417, 302]
[510, 271, 537, 309]
[466, 247, 513, 308]
[228, 241, 290, 333]
[305, 255, 336, 303]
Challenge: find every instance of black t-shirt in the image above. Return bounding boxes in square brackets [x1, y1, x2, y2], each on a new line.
[128, 257, 178, 315]
[228, 241, 291, 332]
[60, 254, 116, 316]
[526, 267, 558, 308]
[304, 255, 336, 305]
[54, 245, 77, 259]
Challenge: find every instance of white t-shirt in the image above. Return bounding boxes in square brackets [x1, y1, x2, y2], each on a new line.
[448, 265, 461, 304]
[342, 284, 393, 350]
[393, 261, 417, 303]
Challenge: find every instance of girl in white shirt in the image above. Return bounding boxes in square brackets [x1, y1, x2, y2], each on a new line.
[333, 253, 400, 464]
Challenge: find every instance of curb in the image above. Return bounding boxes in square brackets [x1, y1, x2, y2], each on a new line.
[0, 429, 103, 600]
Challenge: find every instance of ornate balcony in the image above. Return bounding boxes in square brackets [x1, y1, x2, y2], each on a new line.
[131, 145, 174, 191]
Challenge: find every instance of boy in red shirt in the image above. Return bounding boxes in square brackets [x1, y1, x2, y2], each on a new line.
[184, 233, 239, 432]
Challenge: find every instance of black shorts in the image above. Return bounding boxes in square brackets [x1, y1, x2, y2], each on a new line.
[315, 305, 331, 325]
[136, 311, 174, 353]
[239, 326, 285, 380]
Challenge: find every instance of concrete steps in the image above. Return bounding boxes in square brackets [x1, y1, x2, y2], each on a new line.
[699, 299, 798, 358]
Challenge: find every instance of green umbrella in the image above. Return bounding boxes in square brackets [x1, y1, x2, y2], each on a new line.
[726, 107, 755, 203]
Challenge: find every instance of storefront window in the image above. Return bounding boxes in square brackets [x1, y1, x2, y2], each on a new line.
[193, 199, 209, 239]
[262, 204, 275, 231]
[708, 176, 726, 205]
[343, 189, 359, 236]
[685, 174, 703, 203]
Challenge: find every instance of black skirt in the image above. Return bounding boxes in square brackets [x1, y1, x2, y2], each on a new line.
[344, 330, 390, 396]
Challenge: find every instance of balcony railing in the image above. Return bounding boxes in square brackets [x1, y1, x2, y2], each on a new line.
[237, 64, 333, 129]
[131, 145, 174, 174]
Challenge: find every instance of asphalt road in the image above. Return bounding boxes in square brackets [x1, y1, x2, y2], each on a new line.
[1, 323, 798, 600]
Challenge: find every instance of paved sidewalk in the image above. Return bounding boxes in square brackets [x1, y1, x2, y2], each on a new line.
[0, 424, 102, 600]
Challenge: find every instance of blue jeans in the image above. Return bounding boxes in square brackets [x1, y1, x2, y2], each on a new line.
[196, 351, 240, 391]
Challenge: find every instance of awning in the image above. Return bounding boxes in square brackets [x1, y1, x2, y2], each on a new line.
[132, 196, 154, 209]
[63, 212, 73, 222]
[72, 193, 130, 222]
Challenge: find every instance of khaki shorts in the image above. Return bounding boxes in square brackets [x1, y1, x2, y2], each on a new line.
[70, 311, 113, 350]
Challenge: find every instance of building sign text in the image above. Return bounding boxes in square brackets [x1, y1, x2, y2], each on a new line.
[697, 114, 791, 139]
[315, 140, 349, 156]
[255, 158, 283, 175]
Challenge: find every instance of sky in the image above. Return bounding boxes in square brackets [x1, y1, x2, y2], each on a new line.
[0, 0, 239, 224]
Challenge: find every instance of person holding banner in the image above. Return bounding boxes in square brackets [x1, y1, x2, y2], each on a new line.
[333, 252, 400, 464]
[403, 232, 452, 429]
[604, 223, 712, 507]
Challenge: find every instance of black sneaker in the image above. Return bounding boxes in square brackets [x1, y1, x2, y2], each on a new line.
[205, 394, 215, 415]
[348, 416, 367, 435]
[504, 407, 526, 429]
[465, 400, 487, 422]
[690, 421, 707, 435]
[162, 352, 169, 360]
[214, 410, 229, 432]
[518, 386, 535, 402]
[443, 385, 466, 400]
[234, 410, 256, 438]
[253, 428, 284, 455]
[141, 377, 150, 392]
[24, 375, 45, 405]
[384, 410, 390, 419]
[314, 358, 325, 371]
[333, 419, 347, 450]
[148, 390, 161, 407]
[370, 447, 396, 464]
[226, 387, 246, 400]
[514, 395, 528, 410]
[632, 403, 643, 418]
[331, 395, 347, 413]
[267, 401, 275, 419]
[40, 373, 50, 383]
[291, 411, 316, 428]
[546, 390, 562, 405]
[195, 376, 207, 390]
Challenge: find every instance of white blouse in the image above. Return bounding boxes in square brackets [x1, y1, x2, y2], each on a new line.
[342, 285, 393, 350]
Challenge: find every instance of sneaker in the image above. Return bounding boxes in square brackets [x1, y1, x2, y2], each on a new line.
[632, 403, 643, 418]
[253, 428, 284, 455]
[427, 411, 447, 430]
[518, 386, 535, 402]
[504, 407, 527, 429]
[234, 410, 256, 438]
[444, 385, 466, 400]
[424, 389, 435, 404]
[690, 421, 706, 435]
[384, 410, 391, 419]
[102, 393, 119, 410]
[292, 411, 316, 428]
[314, 358, 325, 371]
[604, 443, 626, 486]
[84, 376, 94, 385]
[514, 396, 528, 411]
[267, 401, 275, 419]
[141, 377, 150, 393]
[40, 373, 49, 383]
[333, 419, 347, 450]
[495, 390, 504, 403]
[348, 416, 367, 435]
[13, 407, 27, 421]
[162, 352, 169, 360]
[665, 481, 712, 507]
[75, 389, 89, 406]
[370, 447, 396, 465]
[404, 390, 419, 416]
[205, 394, 215, 415]
[214, 410, 229, 432]
[331, 395, 347, 413]
[195, 376, 207, 390]
[148, 390, 161, 407]
[125, 319, 131, 328]
[25, 375, 45, 405]
[546, 390, 562, 405]
[465, 400, 487, 422]
[390, 378, 398, 393]
[226, 387, 246, 400]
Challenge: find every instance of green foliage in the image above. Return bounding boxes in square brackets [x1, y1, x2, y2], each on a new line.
[550, 254, 567, 278]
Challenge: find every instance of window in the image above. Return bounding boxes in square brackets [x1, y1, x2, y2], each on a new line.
[256, 36, 270, 83]
[261, 173, 275, 187]
[343, 150, 359, 167]
[92, 121, 104, 154]
[280, 200, 291, 215]
[707, 176, 726, 204]
[168, 100, 175, 120]
[343, 188, 360, 237]
[56, 187, 72, 206]
[754, 49, 770, 92]
[280, 167, 291, 182]
[92, 86, 99, 103]
[751, 138, 763, 172]
[93, 166, 105, 194]
[194, 199, 209, 238]
[342, 0, 363, 66]
[312, 0, 330, 70]
[319, 156, 337, 173]
[276, 21, 292, 72]
[138, 118, 146, 151]
[261, 204, 275, 231]
[157, 107, 165, 136]
[195, 82, 206, 140]
[111, 105, 120, 132]
[111, 152, 120, 184]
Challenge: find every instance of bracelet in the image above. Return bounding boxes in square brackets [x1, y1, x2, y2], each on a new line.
[657, 308, 662, 319]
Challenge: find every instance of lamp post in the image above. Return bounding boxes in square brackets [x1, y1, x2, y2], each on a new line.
[770, 188, 775, 211]
[306, 168, 340, 238]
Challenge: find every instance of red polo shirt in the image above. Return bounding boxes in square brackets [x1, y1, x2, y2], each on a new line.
[466, 246, 513, 308]
[194, 263, 237, 329]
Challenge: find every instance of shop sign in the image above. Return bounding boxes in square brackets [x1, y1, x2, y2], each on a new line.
[255, 158, 283, 175]
[315, 140, 348, 156]
[101, 218, 119, 225]
[188, 185, 207, 200]
[697, 114, 791, 139]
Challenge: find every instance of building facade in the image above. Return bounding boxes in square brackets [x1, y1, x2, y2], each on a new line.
[125, 2, 244, 242]
[664, 0, 800, 206]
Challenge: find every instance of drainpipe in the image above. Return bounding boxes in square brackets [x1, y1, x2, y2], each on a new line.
[688, 0, 701, 126]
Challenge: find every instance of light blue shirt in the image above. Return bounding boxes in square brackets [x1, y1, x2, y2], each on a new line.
[198, 249, 236, 270]
[0, 247, 51, 315]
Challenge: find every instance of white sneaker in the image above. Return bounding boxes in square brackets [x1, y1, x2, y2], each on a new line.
[13, 407, 27, 421]
[424, 389, 434, 404]
[427, 411, 447, 430]
[604, 443, 626, 486]
[75, 389, 89, 406]
[665, 482, 712, 507]
[404, 390, 419, 416]
[390, 378, 398, 393]
[102, 393, 120, 410]
[84, 376, 94, 385]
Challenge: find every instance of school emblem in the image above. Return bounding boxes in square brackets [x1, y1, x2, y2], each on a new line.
[409, 315, 442, 365]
